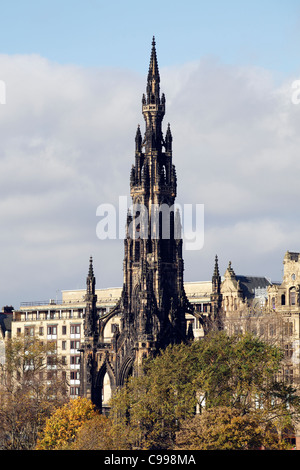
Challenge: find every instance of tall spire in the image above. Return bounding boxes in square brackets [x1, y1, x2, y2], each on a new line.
[212, 255, 221, 293]
[146, 36, 160, 104]
[88, 256, 94, 277]
[80, 38, 193, 409]
[142, 37, 165, 153]
[86, 256, 95, 296]
[213, 255, 220, 278]
[84, 255, 97, 338]
[210, 254, 223, 331]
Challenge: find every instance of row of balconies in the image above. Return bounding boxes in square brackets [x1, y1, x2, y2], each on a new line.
[14, 310, 85, 322]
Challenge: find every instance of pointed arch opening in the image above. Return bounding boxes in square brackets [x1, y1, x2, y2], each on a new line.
[102, 371, 112, 406]
[118, 356, 134, 388]
[94, 363, 115, 414]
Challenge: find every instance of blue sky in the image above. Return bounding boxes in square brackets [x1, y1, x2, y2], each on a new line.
[1, 0, 300, 76]
[2, 1, 300, 306]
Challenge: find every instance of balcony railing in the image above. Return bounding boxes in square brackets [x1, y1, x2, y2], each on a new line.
[20, 300, 64, 307]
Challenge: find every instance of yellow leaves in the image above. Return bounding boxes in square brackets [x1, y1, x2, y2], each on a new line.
[36, 397, 97, 450]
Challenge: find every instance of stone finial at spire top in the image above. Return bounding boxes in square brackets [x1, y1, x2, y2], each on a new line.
[226, 260, 235, 278]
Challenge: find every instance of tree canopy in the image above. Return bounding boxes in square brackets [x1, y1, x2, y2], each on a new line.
[3, 331, 299, 450]
[36, 397, 97, 450]
[0, 334, 68, 449]
[108, 331, 300, 449]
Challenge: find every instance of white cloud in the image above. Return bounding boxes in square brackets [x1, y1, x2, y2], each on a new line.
[0, 53, 299, 307]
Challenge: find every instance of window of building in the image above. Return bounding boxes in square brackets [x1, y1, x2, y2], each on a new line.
[284, 343, 294, 358]
[281, 294, 286, 306]
[70, 387, 79, 397]
[39, 327, 44, 336]
[284, 322, 293, 336]
[62, 325, 67, 335]
[46, 356, 57, 369]
[70, 356, 80, 369]
[47, 325, 57, 339]
[70, 371, 80, 382]
[290, 288, 296, 306]
[25, 326, 34, 336]
[70, 340, 80, 352]
[70, 324, 80, 338]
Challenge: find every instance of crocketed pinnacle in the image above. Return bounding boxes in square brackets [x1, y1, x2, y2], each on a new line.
[88, 256, 94, 278]
[213, 255, 220, 277]
[148, 36, 159, 80]
[146, 36, 160, 104]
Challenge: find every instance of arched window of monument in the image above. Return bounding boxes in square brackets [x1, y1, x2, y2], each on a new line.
[102, 371, 112, 405]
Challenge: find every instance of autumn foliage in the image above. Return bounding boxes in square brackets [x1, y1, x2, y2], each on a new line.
[36, 397, 97, 450]
[2, 331, 300, 450]
[0, 334, 68, 449]
[175, 406, 289, 450]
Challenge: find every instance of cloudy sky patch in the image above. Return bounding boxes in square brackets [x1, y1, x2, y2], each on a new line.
[1, 1, 300, 307]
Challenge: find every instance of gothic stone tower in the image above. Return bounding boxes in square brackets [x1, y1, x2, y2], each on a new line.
[80, 38, 193, 409]
[209, 255, 223, 331]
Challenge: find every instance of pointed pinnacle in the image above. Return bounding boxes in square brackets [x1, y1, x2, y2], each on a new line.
[213, 255, 220, 276]
[148, 36, 159, 80]
[88, 256, 94, 277]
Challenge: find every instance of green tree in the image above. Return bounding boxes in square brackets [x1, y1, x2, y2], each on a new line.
[109, 342, 198, 449]
[109, 332, 300, 449]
